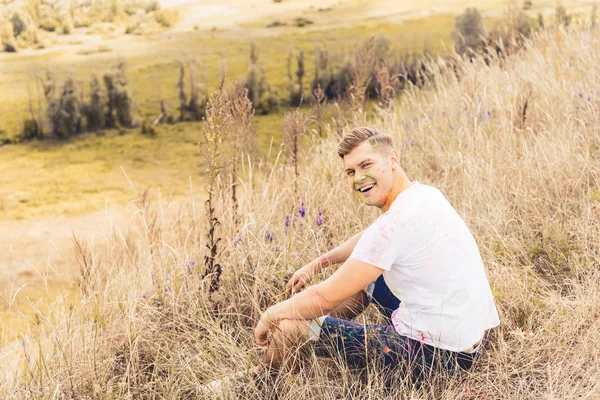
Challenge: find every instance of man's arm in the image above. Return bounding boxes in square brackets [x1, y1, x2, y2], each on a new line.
[256, 258, 383, 345]
[286, 230, 364, 295]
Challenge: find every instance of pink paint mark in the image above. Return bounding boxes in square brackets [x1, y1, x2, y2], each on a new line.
[420, 333, 426, 342]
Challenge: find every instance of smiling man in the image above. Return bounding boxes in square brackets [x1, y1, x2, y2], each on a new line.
[255, 127, 500, 380]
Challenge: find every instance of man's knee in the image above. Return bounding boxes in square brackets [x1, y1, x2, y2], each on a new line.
[273, 319, 309, 346]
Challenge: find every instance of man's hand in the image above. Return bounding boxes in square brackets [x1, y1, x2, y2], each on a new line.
[286, 262, 319, 296]
[255, 309, 277, 346]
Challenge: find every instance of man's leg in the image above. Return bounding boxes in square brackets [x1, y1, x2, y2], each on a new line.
[328, 290, 369, 320]
[368, 274, 401, 321]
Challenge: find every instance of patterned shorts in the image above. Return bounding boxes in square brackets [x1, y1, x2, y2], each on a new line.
[312, 275, 478, 380]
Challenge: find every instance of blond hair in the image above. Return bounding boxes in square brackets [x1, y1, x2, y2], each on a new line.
[337, 127, 394, 158]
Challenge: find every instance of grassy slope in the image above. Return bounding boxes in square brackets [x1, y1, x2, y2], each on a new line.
[0, 0, 596, 364]
[2, 25, 599, 398]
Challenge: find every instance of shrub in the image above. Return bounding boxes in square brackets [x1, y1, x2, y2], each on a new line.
[144, 0, 160, 13]
[82, 74, 105, 131]
[452, 7, 487, 55]
[73, 15, 93, 28]
[3, 40, 18, 52]
[177, 60, 207, 121]
[154, 9, 178, 28]
[103, 62, 134, 128]
[47, 77, 81, 139]
[20, 118, 41, 141]
[244, 43, 279, 114]
[556, 4, 571, 27]
[294, 17, 313, 27]
[140, 119, 156, 136]
[38, 17, 59, 32]
[11, 13, 27, 37]
[266, 20, 286, 28]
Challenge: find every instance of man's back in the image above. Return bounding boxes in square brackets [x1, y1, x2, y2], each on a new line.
[350, 182, 500, 352]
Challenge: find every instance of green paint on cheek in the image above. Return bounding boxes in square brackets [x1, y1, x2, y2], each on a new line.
[353, 172, 377, 203]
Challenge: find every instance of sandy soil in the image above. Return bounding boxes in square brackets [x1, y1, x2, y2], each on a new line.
[0, 206, 133, 294]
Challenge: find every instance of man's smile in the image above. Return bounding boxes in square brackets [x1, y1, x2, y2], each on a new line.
[357, 182, 376, 193]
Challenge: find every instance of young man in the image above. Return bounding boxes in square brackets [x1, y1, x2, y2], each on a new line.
[255, 127, 500, 379]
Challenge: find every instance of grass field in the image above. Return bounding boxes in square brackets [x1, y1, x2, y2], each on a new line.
[1, 1, 600, 397]
[2, 22, 599, 397]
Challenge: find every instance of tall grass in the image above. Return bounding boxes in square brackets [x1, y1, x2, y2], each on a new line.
[2, 25, 600, 398]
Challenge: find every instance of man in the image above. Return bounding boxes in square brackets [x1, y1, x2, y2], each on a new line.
[255, 126, 500, 380]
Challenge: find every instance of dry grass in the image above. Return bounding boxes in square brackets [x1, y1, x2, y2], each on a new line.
[2, 25, 600, 399]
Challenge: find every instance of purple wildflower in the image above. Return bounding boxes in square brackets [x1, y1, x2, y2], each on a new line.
[21, 341, 26, 349]
[284, 214, 292, 227]
[587, 97, 591, 102]
[316, 210, 323, 227]
[298, 201, 306, 218]
[264, 229, 274, 243]
[487, 110, 491, 117]
[142, 293, 147, 300]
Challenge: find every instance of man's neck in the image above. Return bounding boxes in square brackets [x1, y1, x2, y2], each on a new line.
[381, 173, 412, 212]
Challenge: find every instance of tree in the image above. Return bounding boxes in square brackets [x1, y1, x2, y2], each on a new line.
[452, 8, 487, 55]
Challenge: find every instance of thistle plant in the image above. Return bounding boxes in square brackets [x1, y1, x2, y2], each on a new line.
[282, 107, 307, 195]
[311, 84, 326, 138]
[228, 82, 255, 225]
[201, 80, 232, 295]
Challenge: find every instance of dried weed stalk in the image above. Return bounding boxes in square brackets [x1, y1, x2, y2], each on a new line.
[310, 84, 326, 138]
[283, 108, 307, 195]
[228, 82, 255, 224]
[201, 81, 232, 295]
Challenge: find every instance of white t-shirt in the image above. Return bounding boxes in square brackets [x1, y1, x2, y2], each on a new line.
[349, 182, 500, 352]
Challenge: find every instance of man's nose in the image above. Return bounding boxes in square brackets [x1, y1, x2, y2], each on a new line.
[354, 170, 366, 182]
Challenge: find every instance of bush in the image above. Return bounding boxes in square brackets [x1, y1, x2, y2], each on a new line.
[73, 15, 93, 28]
[3, 40, 18, 52]
[82, 75, 105, 131]
[144, 0, 160, 13]
[20, 118, 41, 141]
[294, 17, 313, 27]
[140, 119, 156, 136]
[11, 13, 27, 37]
[103, 62, 134, 128]
[266, 20, 286, 28]
[38, 17, 59, 32]
[556, 5, 571, 27]
[154, 9, 178, 27]
[452, 7, 487, 55]
[47, 77, 82, 139]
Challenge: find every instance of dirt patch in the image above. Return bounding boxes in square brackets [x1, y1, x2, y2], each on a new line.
[0, 206, 133, 294]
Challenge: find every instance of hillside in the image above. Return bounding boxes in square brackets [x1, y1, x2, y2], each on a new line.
[1, 21, 599, 398]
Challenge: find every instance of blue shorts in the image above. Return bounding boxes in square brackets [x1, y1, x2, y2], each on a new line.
[312, 275, 478, 380]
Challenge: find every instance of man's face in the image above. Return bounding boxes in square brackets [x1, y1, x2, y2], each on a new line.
[343, 141, 397, 208]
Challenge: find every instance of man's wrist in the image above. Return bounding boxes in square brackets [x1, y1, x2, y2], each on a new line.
[314, 255, 332, 271]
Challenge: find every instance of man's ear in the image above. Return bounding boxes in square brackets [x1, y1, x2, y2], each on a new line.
[390, 149, 400, 169]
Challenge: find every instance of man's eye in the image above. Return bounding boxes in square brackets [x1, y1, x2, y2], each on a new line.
[347, 171, 354, 177]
